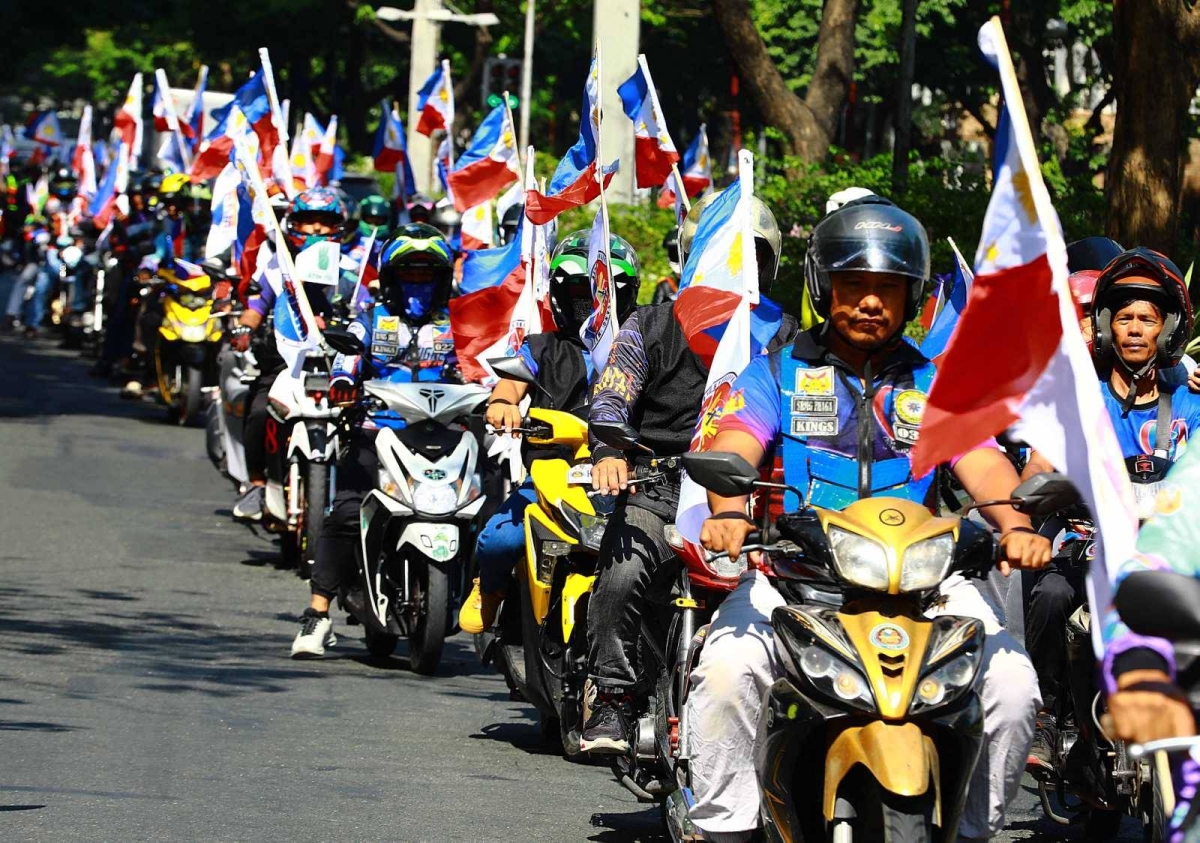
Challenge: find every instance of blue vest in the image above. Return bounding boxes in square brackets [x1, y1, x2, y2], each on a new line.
[777, 346, 937, 512]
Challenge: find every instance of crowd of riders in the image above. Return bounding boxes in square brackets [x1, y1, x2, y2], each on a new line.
[9, 141, 1200, 841]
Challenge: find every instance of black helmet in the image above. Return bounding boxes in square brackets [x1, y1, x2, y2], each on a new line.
[1066, 237, 1124, 274]
[498, 204, 522, 245]
[663, 227, 680, 275]
[376, 223, 455, 322]
[1092, 247, 1192, 373]
[803, 196, 929, 322]
[549, 229, 640, 334]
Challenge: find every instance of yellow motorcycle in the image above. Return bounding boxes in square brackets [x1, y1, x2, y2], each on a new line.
[678, 453, 1074, 842]
[154, 263, 222, 425]
[485, 406, 602, 759]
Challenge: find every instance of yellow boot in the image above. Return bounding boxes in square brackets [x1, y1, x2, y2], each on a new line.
[459, 578, 504, 634]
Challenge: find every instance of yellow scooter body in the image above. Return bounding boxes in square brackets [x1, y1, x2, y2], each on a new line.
[159, 276, 221, 344]
[521, 408, 596, 637]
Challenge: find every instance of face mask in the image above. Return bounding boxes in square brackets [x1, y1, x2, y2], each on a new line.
[570, 299, 594, 326]
[402, 282, 437, 320]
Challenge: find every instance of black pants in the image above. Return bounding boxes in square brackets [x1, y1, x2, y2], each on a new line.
[1026, 553, 1087, 713]
[243, 369, 284, 482]
[310, 432, 377, 600]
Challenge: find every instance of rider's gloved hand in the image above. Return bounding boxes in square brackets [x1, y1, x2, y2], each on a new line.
[997, 528, 1052, 576]
[329, 377, 357, 407]
[592, 456, 630, 496]
[228, 324, 252, 352]
[486, 399, 523, 436]
[1105, 670, 1196, 744]
[700, 512, 756, 561]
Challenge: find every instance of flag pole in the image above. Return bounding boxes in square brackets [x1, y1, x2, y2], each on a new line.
[670, 162, 691, 213]
[232, 133, 323, 347]
[502, 90, 523, 178]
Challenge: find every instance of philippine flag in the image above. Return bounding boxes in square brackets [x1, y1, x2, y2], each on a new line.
[186, 65, 208, 148]
[617, 55, 679, 189]
[89, 141, 129, 229]
[191, 67, 275, 181]
[314, 115, 338, 185]
[525, 56, 616, 225]
[449, 222, 527, 383]
[446, 105, 520, 213]
[372, 100, 407, 171]
[26, 111, 64, 149]
[658, 124, 712, 210]
[72, 105, 97, 199]
[112, 73, 144, 170]
[290, 113, 319, 190]
[919, 241, 973, 361]
[910, 18, 1137, 662]
[416, 60, 454, 137]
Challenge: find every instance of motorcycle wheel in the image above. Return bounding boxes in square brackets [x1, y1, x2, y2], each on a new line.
[1083, 807, 1124, 840]
[365, 627, 398, 658]
[154, 345, 177, 417]
[279, 530, 301, 569]
[840, 777, 934, 842]
[301, 462, 329, 580]
[408, 560, 448, 675]
[179, 365, 203, 426]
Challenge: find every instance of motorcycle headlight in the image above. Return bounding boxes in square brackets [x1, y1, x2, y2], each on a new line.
[412, 482, 459, 515]
[899, 533, 956, 593]
[828, 527, 889, 590]
[797, 645, 875, 712]
[180, 293, 209, 310]
[908, 652, 979, 715]
[557, 501, 609, 552]
[377, 467, 404, 501]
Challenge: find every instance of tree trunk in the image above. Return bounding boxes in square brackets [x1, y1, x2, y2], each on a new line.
[1106, 0, 1200, 254]
[711, 0, 858, 163]
[891, 0, 918, 192]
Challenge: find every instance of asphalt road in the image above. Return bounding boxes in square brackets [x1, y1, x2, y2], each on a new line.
[0, 284, 1141, 841]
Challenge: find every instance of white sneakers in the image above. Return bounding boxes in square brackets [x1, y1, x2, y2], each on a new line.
[291, 610, 336, 658]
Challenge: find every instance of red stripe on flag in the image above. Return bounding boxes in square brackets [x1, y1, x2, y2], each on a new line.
[524, 164, 616, 226]
[448, 267, 527, 383]
[416, 106, 445, 138]
[910, 254, 1062, 478]
[447, 158, 518, 213]
[674, 287, 742, 363]
[633, 136, 680, 189]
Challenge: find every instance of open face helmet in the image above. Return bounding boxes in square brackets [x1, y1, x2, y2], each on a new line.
[1092, 247, 1192, 372]
[679, 192, 782, 285]
[803, 196, 929, 322]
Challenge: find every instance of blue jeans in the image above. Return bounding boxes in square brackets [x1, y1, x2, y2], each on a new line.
[476, 480, 537, 595]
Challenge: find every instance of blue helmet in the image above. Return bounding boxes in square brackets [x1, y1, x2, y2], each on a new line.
[285, 187, 349, 253]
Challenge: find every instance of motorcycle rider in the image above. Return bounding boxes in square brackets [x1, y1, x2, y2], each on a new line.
[290, 222, 459, 657]
[580, 193, 798, 755]
[228, 187, 348, 522]
[688, 196, 1051, 842]
[650, 227, 680, 305]
[457, 229, 642, 634]
[336, 194, 390, 312]
[1023, 247, 1200, 768]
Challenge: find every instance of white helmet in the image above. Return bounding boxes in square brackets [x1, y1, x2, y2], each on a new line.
[825, 187, 876, 215]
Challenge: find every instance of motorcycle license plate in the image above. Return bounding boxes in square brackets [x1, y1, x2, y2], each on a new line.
[567, 463, 593, 485]
[305, 374, 331, 394]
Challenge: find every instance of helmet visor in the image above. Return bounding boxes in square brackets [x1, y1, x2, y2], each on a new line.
[811, 223, 929, 282]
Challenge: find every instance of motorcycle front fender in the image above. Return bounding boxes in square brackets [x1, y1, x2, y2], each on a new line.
[358, 490, 408, 630]
[823, 721, 940, 821]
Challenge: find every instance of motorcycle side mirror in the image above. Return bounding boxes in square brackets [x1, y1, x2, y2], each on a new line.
[1114, 571, 1200, 641]
[488, 356, 535, 384]
[323, 328, 366, 357]
[682, 451, 760, 498]
[591, 421, 643, 452]
[1012, 472, 1082, 516]
[486, 356, 556, 408]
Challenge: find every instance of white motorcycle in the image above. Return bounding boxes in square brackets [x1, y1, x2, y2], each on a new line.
[345, 379, 490, 674]
[265, 350, 342, 575]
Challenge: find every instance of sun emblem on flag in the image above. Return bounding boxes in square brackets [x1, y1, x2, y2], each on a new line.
[438, 87, 450, 104]
[1012, 170, 1038, 223]
[386, 126, 398, 143]
[725, 231, 744, 277]
[697, 153, 709, 170]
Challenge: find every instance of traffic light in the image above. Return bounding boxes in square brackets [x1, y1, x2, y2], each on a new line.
[482, 55, 522, 109]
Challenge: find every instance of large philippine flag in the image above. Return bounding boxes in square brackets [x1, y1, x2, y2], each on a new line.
[191, 60, 281, 181]
[910, 17, 1137, 661]
[446, 105, 520, 213]
[617, 55, 679, 189]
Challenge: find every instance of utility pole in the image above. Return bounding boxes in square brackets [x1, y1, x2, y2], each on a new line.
[891, 0, 918, 194]
[593, 0, 639, 203]
[519, 0, 535, 152]
[378, 2, 500, 195]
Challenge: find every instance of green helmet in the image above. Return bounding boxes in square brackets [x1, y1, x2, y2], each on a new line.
[357, 194, 391, 239]
[548, 229, 640, 331]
